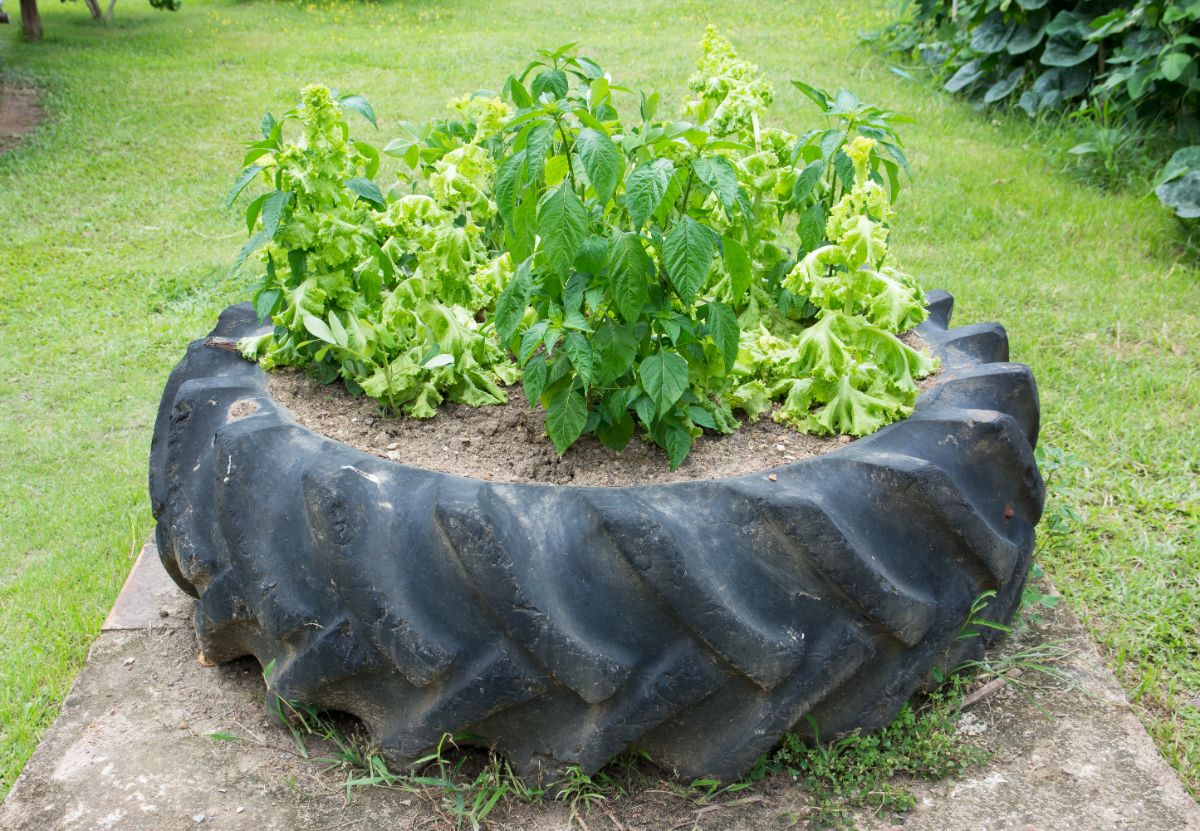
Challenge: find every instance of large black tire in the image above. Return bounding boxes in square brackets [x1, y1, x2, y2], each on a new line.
[148, 290, 1043, 784]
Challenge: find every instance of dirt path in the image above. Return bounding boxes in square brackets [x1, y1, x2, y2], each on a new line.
[0, 83, 43, 153]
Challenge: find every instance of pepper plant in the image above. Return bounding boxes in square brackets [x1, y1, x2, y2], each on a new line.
[488, 29, 931, 465]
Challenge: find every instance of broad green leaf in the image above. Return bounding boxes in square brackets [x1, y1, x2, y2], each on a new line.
[546, 386, 587, 455]
[984, 68, 1026, 104]
[302, 313, 336, 345]
[345, 177, 386, 209]
[245, 192, 269, 235]
[327, 312, 348, 347]
[524, 122, 555, 184]
[233, 230, 267, 273]
[703, 302, 739, 371]
[791, 161, 824, 204]
[607, 231, 652, 322]
[545, 154, 569, 186]
[721, 235, 752, 299]
[519, 320, 549, 365]
[880, 142, 909, 175]
[563, 271, 588, 314]
[495, 150, 526, 227]
[353, 140, 381, 178]
[1040, 36, 1098, 68]
[504, 74, 533, 108]
[1007, 21, 1047, 55]
[818, 129, 847, 160]
[1045, 10, 1090, 38]
[971, 14, 1015, 54]
[663, 216, 717, 304]
[563, 331, 595, 386]
[687, 405, 716, 429]
[1160, 51, 1192, 83]
[509, 197, 538, 264]
[632, 394, 656, 429]
[382, 135, 420, 168]
[660, 421, 693, 470]
[833, 151, 854, 193]
[574, 235, 609, 274]
[691, 156, 739, 212]
[640, 349, 689, 419]
[1031, 66, 1092, 106]
[593, 320, 637, 383]
[227, 165, 264, 208]
[596, 411, 634, 450]
[790, 80, 830, 111]
[1156, 170, 1200, 219]
[494, 260, 533, 343]
[1161, 146, 1200, 184]
[944, 60, 984, 93]
[532, 69, 569, 100]
[538, 183, 589, 277]
[575, 128, 622, 203]
[339, 95, 378, 128]
[798, 202, 828, 253]
[254, 287, 280, 324]
[625, 158, 674, 228]
[261, 191, 291, 239]
[523, 354, 548, 405]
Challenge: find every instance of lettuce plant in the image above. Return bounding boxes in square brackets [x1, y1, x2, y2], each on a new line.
[233, 85, 517, 418]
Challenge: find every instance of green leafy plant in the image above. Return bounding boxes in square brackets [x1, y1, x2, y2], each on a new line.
[231, 28, 936, 468]
[233, 85, 519, 419]
[744, 686, 982, 829]
[1156, 145, 1200, 218]
[486, 29, 933, 466]
[872, 0, 1200, 122]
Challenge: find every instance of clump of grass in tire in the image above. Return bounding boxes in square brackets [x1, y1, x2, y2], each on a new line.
[747, 682, 983, 829]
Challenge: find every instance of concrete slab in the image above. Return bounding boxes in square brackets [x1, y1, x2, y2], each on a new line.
[3, 542, 1198, 830]
[101, 541, 191, 632]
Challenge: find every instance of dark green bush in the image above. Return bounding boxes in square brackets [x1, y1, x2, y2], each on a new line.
[872, 1, 1200, 222]
[873, 1, 1199, 121]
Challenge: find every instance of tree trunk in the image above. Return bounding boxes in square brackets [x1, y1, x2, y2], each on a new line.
[19, 0, 40, 41]
[104, 0, 115, 22]
[81, 0, 102, 21]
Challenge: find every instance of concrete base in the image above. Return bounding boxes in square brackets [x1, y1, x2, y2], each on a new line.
[3, 542, 1198, 830]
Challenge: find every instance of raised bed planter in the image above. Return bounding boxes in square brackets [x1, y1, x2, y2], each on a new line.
[149, 289, 1043, 784]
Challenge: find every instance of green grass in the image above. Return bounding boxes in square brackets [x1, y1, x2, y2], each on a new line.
[1, 0, 1197, 801]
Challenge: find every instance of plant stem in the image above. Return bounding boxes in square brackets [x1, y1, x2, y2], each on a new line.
[554, 115, 580, 196]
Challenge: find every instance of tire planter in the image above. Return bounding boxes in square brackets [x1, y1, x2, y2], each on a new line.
[149, 289, 1044, 784]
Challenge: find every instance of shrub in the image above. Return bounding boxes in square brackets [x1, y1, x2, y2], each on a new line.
[872, 1, 1200, 122]
[232, 28, 936, 467]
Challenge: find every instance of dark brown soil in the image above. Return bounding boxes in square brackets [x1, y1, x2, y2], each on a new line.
[270, 370, 850, 486]
[268, 332, 938, 486]
[0, 84, 43, 153]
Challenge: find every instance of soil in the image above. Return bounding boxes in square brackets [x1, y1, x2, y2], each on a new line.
[0, 84, 43, 153]
[267, 333, 939, 487]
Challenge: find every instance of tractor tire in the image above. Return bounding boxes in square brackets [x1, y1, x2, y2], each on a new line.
[148, 289, 1043, 784]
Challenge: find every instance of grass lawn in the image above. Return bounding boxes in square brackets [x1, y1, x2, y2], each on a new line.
[1, 0, 1197, 801]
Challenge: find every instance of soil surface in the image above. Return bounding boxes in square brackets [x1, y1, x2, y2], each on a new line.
[0, 84, 43, 153]
[268, 333, 938, 487]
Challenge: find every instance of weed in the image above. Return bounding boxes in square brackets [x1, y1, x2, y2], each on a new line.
[744, 682, 982, 829]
